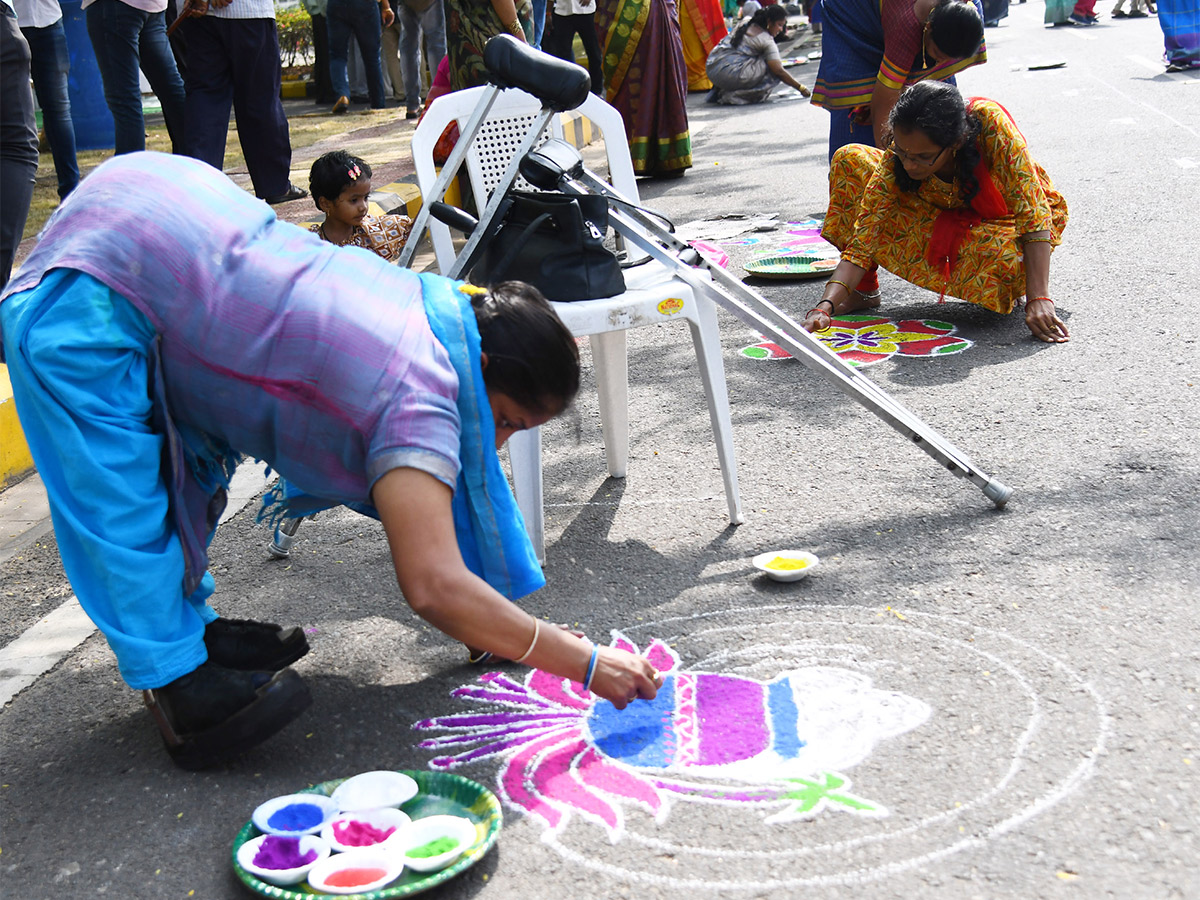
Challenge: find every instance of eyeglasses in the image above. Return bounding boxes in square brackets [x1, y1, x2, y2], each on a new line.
[888, 140, 948, 166]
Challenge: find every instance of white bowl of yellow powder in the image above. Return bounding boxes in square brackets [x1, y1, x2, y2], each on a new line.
[751, 550, 820, 582]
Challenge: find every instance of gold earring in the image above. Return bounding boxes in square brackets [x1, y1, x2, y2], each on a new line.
[921, 22, 929, 69]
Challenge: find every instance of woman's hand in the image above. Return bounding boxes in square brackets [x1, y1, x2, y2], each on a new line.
[587, 646, 664, 709]
[381, 2, 394, 26]
[803, 306, 833, 333]
[1025, 298, 1069, 343]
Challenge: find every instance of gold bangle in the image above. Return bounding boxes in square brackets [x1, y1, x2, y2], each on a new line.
[1021, 236, 1052, 245]
[506, 19, 523, 35]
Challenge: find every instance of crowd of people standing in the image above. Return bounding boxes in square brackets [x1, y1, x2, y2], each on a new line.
[1, 0, 1196, 289]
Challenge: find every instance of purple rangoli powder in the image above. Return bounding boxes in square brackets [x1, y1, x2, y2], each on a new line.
[253, 836, 318, 870]
[266, 801, 324, 832]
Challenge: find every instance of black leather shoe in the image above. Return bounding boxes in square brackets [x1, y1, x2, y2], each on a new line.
[144, 661, 311, 770]
[264, 184, 308, 205]
[205, 617, 309, 671]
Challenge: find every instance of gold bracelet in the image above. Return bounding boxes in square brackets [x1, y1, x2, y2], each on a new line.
[506, 19, 523, 35]
[1021, 236, 1052, 245]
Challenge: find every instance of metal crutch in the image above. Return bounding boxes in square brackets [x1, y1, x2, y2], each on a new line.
[519, 140, 1013, 508]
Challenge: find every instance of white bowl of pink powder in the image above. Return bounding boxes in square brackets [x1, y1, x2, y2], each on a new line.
[235, 834, 331, 886]
[320, 807, 412, 853]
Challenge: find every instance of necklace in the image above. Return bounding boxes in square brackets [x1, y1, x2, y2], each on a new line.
[319, 224, 351, 246]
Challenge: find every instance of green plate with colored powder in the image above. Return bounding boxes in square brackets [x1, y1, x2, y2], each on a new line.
[232, 770, 502, 899]
[743, 255, 840, 280]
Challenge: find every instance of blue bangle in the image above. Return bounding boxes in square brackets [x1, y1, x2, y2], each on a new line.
[583, 645, 599, 691]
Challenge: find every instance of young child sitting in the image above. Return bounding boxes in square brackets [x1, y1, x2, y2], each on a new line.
[308, 150, 414, 262]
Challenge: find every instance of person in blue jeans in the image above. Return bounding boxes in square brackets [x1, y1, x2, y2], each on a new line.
[531, 0, 546, 46]
[84, 0, 186, 153]
[396, 0, 445, 118]
[1, 0, 39, 288]
[327, 0, 393, 111]
[15, 0, 80, 199]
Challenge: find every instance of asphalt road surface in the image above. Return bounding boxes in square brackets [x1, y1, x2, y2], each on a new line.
[1, 7, 1197, 899]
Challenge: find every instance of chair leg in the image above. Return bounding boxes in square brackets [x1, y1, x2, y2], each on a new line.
[508, 427, 546, 564]
[590, 329, 629, 478]
[688, 300, 745, 525]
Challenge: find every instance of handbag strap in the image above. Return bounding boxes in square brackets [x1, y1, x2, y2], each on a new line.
[489, 212, 553, 283]
[603, 194, 675, 233]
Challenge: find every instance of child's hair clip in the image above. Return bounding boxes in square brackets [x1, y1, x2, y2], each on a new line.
[458, 283, 488, 296]
[348, 164, 362, 180]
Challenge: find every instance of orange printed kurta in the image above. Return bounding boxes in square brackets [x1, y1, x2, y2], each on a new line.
[309, 213, 414, 262]
[822, 100, 1068, 314]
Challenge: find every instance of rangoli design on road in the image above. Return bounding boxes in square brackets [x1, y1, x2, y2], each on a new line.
[414, 633, 929, 840]
[722, 217, 842, 260]
[741, 316, 973, 367]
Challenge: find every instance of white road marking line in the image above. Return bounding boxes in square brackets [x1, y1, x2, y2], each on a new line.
[1087, 71, 1200, 137]
[1128, 54, 1166, 73]
[0, 464, 275, 710]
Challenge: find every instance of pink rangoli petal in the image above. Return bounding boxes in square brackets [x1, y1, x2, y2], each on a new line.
[500, 732, 582, 828]
[530, 741, 621, 832]
[576, 747, 663, 814]
[527, 669, 593, 709]
[644, 639, 681, 673]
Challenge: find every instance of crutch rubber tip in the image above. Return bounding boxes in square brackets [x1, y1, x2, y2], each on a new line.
[983, 480, 1013, 508]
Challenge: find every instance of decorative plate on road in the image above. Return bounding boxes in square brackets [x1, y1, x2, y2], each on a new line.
[232, 770, 501, 899]
[743, 255, 839, 279]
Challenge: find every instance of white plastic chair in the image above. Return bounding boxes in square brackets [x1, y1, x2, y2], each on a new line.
[410, 87, 744, 561]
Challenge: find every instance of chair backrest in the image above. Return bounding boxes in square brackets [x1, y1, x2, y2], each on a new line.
[410, 87, 642, 274]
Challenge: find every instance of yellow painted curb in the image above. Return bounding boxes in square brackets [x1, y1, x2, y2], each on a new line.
[376, 181, 424, 218]
[281, 80, 308, 100]
[0, 365, 34, 488]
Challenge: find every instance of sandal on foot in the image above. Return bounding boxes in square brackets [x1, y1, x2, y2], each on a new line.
[205, 617, 309, 672]
[144, 662, 311, 770]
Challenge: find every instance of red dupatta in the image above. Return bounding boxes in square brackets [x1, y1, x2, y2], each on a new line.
[924, 98, 1018, 300]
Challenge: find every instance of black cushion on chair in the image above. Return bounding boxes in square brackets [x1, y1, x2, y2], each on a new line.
[483, 35, 592, 112]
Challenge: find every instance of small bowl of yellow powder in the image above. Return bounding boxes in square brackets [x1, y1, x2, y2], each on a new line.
[751, 550, 820, 582]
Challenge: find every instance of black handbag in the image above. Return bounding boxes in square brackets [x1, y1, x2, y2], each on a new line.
[472, 190, 625, 302]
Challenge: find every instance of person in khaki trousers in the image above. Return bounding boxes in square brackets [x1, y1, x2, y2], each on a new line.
[381, 13, 405, 103]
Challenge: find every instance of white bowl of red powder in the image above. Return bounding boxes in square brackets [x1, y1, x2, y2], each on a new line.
[306, 849, 405, 894]
[320, 807, 412, 853]
[235, 834, 331, 886]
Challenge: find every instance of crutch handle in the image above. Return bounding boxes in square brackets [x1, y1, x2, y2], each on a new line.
[430, 201, 479, 235]
[483, 35, 591, 112]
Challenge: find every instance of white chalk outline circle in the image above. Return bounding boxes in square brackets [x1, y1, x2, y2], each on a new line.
[536, 604, 1109, 890]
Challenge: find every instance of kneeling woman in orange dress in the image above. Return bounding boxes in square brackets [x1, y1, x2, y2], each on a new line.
[805, 80, 1070, 343]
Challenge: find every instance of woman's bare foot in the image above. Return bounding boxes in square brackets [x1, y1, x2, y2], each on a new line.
[845, 288, 882, 312]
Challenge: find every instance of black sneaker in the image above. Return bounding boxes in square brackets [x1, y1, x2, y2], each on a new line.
[205, 617, 309, 672]
[144, 661, 311, 770]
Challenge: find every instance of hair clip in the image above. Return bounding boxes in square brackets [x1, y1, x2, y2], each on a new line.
[347, 164, 362, 180]
[458, 283, 488, 296]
